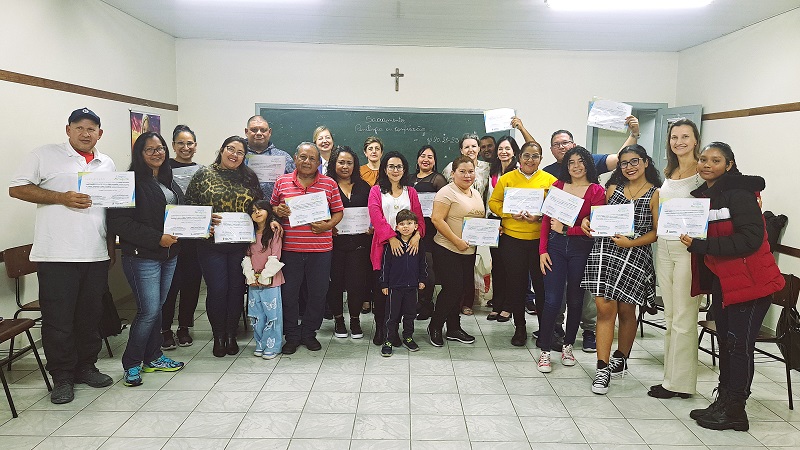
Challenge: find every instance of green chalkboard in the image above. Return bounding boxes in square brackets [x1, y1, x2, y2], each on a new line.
[255, 104, 507, 169]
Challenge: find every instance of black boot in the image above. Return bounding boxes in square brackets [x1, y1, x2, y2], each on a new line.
[511, 325, 527, 347]
[226, 334, 239, 355]
[696, 395, 749, 431]
[212, 336, 227, 357]
[690, 386, 727, 420]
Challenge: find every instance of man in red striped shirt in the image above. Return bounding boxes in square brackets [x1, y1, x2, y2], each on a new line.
[271, 142, 343, 354]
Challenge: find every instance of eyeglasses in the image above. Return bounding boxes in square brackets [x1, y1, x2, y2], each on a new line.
[550, 140, 573, 149]
[144, 146, 166, 156]
[224, 146, 245, 157]
[386, 164, 404, 172]
[619, 158, 642, 169]
[173, 141, 196, 148]
[519, 153, 541, 161]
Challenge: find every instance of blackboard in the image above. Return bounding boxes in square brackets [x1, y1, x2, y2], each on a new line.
[255, 104, 507, 169]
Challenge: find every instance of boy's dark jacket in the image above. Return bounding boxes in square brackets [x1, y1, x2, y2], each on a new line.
[687, 172, 784, 306]
[379, 234, 428, 289]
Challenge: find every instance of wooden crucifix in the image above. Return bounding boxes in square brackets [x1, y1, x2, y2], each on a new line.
[390, 68, 404, 92]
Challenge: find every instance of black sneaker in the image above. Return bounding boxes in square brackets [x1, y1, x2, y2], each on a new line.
[402, 337, 420, 352]
[334, 317, 348, 338]
[427, 324, 444, 347]
[282, 341, 300, 355]
[74, 368, 113, 388]
[176, 327, 193, 347]
[50, 381, 75, 404]
[301, 336, 322, 351]
[609, 350, 628, 378]
[445, 328, 475, 344]
[592, 365, 611, 395]
[350, 318, 363, 339]
[161, 330, 177, 350]
[525, 299, 536, 315]
[381, 342, 393, 357]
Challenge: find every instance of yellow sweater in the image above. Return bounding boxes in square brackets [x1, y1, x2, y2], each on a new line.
[488, 169, 557, 240]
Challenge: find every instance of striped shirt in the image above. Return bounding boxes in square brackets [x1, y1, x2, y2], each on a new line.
[270, 171, 344, 252]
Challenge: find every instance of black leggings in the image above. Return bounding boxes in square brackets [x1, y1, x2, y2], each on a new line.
[430, 243, 475, 331]
[327, 246, 370, 318]
[499, 234, 543, 327]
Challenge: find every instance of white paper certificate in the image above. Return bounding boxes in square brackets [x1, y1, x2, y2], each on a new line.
[502, 188, 545, 215]
[657, 198, 710, 238]
[541, 187, 584, 226]
[337, 207, 370, 235]
[171, 165, 201, 194]
[483, 108, 516, 133]
[286, 191, 331, 227]
[163, 205, 212, 238]
[245, 154, 285, 183]
[461, 218, 501, 247]
[418, 192, 436, 218]
[214, 212, 256, 243]
[78, 171, 135, 208]
[589, 203, 635, 237]
[587, 98, 633, 133]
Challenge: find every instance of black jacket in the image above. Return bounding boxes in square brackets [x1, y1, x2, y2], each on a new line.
[108, 176, 184, 260]
[379, 236, 428, 289]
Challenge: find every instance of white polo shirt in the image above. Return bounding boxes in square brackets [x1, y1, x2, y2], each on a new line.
[9, 143, 117, 262]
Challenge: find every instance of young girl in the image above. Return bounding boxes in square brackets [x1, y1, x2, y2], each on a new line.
[243, 200, 285, 359]
[581, 145, 661, 394]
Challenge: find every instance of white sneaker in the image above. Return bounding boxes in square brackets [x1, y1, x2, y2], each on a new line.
[537, 351, 552, 373]
[561, 344, 576, 366]
[262, 352, 278, 360]
[592, 366, 611, 395]
[253, 350, 263, 357]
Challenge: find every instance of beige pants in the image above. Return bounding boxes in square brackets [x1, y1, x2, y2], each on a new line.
[656, 238, 702, 394]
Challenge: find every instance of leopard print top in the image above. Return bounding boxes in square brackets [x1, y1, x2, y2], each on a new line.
[184, 163, 263, 213]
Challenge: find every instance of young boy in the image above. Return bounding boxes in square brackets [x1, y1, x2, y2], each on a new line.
[379, 209, 428, 356]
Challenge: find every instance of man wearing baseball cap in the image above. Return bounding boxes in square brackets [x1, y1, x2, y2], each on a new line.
[9, 108, 117, 404]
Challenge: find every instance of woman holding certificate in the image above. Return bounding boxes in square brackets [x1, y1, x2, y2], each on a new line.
[429, 155, 486, 346]
[488, 142, 556, 346]
[581, 145, 661, 395]
[185, 136, 264, 357]
[649, 119, 705, 400]
[683, 142, 783, 432]
[326, 147, 372, 339]
[536, 147, 605, 372]
[411, 145, 447, 320]
[108, 132, 185, 386]
[368, 151, 426, 346]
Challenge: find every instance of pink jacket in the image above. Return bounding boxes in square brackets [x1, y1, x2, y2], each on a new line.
[368, 185, 426, 270]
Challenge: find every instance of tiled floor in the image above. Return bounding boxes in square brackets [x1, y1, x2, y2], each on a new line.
[3, 291, 800, 449]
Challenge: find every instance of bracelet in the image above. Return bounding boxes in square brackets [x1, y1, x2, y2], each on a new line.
[562, 227, 569, 236]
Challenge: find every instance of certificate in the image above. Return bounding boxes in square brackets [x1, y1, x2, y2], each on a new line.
[78, 171, 135, 208]
[589, 203, 635, 237]
[587, 98, 633, 133]
[462, 218, 501, 247]
[163, 205, 212, 238]
[245, 154, 285, 183]
[541, 187, 584, 226]
[214, 212, 256, 243]
[657, 198, 710, 238]
[286, 191, 331, 227]
[502, 188, 545, 215]
[418, 192, 436, 218]
[483, 108, 516, 133]
[171, 165, 201, 193]
[337, 207, 370, 235]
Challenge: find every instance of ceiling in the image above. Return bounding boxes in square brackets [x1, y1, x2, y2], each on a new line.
[100, 0, 800, 52]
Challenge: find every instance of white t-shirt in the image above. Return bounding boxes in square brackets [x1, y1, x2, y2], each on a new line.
[381, 188, 411, 229]
[9, 143, 117, 262]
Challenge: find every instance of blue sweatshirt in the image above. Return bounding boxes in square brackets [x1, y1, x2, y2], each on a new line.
[379, 235, 428, 289]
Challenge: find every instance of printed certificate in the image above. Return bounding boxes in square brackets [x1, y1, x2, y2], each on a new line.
[245, 154, 285, 183]
[587, 98, 633, 133]
[418, 192, 436, 218]
[483, 108, 515, 133]
[286, 191, 331, 227]
[502, 188, 545, 215]
[214, 212, 256, 243]
[337, 207, 370, 235]
[461, 218, 501, 247]
[163, 205, 212, 238]
[541, 187, 584, 226]
[589, 203, 635, 237]
[657, 198, 710, 238]
[78, 171, 135, 208]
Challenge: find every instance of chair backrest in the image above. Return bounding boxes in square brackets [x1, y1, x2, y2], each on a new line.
[773, 273, 800, 310]
[3, 244, 37, 279]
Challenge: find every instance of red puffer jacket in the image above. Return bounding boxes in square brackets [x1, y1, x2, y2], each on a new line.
[688, 172, 784, 307]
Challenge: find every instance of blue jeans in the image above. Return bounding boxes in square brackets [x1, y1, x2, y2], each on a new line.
[281, 251, 332, 342]
[248, 286, 283, 353]
[197, 242, 248, 337]
[121, 255, 178, 369]
[538, 232, 594, 350]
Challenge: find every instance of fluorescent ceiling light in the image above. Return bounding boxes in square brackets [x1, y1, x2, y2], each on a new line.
[545, 0, 713, 11]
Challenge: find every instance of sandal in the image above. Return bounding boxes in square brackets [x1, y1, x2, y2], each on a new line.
[487, 312, 499, 321]
[496, 312, 511, 322]
[462, 307, 474, 316]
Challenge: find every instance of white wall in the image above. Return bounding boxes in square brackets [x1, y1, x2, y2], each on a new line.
[0, 0, 177, 315]
[175, 39, 678, 165]
[677, 8, 800, 277]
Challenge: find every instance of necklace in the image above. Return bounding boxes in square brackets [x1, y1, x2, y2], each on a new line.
[626, 182, 648, 199]
[673, 163, 697, 180]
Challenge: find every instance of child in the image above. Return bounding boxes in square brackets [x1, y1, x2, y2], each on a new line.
[242, 200, 285, 359]
[379, 209, 428, 356]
